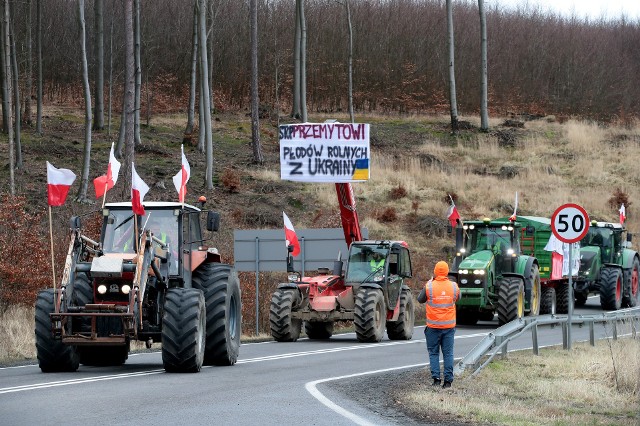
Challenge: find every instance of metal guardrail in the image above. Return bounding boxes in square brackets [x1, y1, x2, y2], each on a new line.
[454, 307, 640, 377]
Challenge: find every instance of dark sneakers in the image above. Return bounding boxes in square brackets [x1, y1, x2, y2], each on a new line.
[432, 378, 441, 386]
[442, 381, 452, 389]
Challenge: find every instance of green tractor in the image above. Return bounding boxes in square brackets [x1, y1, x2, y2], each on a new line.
[450, 218, 541, 325]
[575, 221, 639, 310]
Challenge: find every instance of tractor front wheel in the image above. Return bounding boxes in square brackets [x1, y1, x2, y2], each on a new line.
[525, 265, 541, 316]
[305, 321, 334, 339]
[354, 287, 386, 342]
[161, 288, 206, 373]
[623, 257, 639, 308]
[35, 289, 79, 372]
[386, 288, 415, 340]
[497, 277, 525, 325]
[192, 263, 242, 366]
[600, 267, 623, 310]
[269, 288, 302, 342]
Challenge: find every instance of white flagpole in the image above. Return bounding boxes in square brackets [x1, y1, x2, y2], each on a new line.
[48, 206, 56, 294]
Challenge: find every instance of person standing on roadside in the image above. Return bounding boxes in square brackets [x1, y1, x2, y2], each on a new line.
[417, 260, 460, 389]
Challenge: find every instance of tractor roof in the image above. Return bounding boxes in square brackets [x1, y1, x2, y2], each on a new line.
[353, 240, 409, 249]
[591, 221, 623, 230]
[105, 201, 201, 212]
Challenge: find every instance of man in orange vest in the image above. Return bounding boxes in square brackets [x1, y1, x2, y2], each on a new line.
[417, 260, 460, 389]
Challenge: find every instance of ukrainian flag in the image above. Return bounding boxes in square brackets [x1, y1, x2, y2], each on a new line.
[352, 158, 369, 180]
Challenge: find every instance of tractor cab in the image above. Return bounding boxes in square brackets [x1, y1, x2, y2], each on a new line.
[582, 223, 624, 265]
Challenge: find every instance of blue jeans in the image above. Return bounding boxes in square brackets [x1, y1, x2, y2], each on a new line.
[425, 326, 456, 383]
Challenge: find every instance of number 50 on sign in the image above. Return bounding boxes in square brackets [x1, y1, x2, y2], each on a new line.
[551, 203, 590, 244]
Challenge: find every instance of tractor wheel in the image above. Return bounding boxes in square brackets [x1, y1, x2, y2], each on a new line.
[71, 272, 93, 306]
[540, 287, 556, 315]
[305, 321, 334, 340]
[354, 287, 386, 342]
[623, 257, 640, 308]
[525, 265, 541, 316]
[600, 267, 623, 310]
[478, 310, 495, 322]
[34, 289, 79, 372]
[386, 289, 415, 340]
[269, 288, 302, 342]
[77, 344, 129, 366]
[192, 263, 242, 366]
[574, 292, 588, 307]
[161, 288, 206, 373]
[555, 284, 570, 314]
[497, 277, 525, 326]
[456, 309, 479, 325]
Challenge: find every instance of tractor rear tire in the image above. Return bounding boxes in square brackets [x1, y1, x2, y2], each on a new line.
[497, 277, 525, 326]
[525, 265, 541, 316]
[78, 344, 129, 366]
[161, 288, 206, 373]
[540, 287, 556, 315]
[354, 287, 386, 342]
[192, 263, 242, 366]
[386, 289, 415, 340]
[305, 321, 334, 340]
[269, 288, 302, 342]
[555, 284, 570, 314]
[35, 289, 79, 372]
[600, 267, 623, 310]
[456, 309, 479, 325]
[623, 257, 640, 308]
[574, 292, 588, 307]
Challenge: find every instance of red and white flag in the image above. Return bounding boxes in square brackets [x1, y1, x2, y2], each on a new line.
[131, 163, 149, 216]
[509, 192, 518, 221]
[447, 199, 460, 227]
[93, 142, 121, 198]
[46, 161, 76, 206]
[172, 145, 191, 203]
[620, 203, 626, 224]
[283, 211, 301, 257]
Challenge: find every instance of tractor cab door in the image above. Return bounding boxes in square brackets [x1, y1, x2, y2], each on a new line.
[385, 246, 412, 309]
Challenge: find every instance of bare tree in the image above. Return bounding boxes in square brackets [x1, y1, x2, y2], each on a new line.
[345, 0, 354, 123]
[93, 0, 104, 131]
[25, 0, 33, 126]
[299, 0, 307, 122]
[250, 0, 263, 164]
[3, 0, 13, 194]
[107, 7, 114, 136]
[76, 0, 92, 202]
[121, 0, 135, 188]
[291, 0, 301, 119]
[9, 18, 21, 168]
[0, 13, 7, 134]
[134, 0, 141, 146]
[35, 0, 42, 134]
[479, 0, 488, 131]
[184, 0, 197, 139]
[198, 0, 213, 189]
[446, 0, 459, 133]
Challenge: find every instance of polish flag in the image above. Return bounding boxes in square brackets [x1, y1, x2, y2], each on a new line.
[46, 161, 76, 206]
[447, 202, 460, 227]
[509, 192, 518, 222]
[620, 204, 626, 224]
[172, 145, 191, 203]
[131, 163, 149, 216]
[283, 211, 301, 257]
[93, 142, 121, 198]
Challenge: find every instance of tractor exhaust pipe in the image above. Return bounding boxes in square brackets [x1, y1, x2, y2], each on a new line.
[333, 251, 343, 276]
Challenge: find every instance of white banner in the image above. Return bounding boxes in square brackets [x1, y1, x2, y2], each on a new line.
[279, 123, 370, 183]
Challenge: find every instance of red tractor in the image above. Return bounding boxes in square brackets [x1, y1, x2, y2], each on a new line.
[269, 184, 415, 342]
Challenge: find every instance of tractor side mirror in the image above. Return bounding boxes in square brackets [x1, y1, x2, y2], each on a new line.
[69, 216, 81, 230]
[206, 211, 220, 232]
[627, 233, 633, 242]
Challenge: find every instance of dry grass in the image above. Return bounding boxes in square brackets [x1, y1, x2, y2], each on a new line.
[401, 332, 640, 425]
[0, 305, 35, 362]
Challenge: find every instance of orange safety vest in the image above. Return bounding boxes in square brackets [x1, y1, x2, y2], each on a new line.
[425, 279, 460, 329]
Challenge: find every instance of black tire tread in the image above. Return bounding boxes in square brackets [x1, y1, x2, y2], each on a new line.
[386, 289, 415, 340]
[269, 288, 302, 342]
[540, 287, 556, 315]
[161, 288, 205, 373]
[354, 288, 385, 342]
[35, 289, 79, 372]
[600, 267, 622, 310]
[556, 284, 570, 314]
[497, 277, 524, 325]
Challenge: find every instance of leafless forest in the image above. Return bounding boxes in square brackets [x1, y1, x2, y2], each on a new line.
[10, 0, 640, 121]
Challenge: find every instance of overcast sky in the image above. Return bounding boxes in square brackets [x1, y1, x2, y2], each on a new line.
[500, 0, 640, 21]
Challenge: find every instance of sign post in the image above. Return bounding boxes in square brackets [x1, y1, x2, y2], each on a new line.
[551, 203, 590, 350]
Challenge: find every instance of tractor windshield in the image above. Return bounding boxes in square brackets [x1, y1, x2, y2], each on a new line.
[468, 226, 514, 256]
[345, 245, 389, 283]
[102, 209, 178, 256]
[584, 227, 619, 264]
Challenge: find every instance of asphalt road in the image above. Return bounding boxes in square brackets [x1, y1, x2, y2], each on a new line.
[0, 296, 617, 426]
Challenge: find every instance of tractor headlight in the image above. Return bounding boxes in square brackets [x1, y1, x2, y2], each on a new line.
[469, 225, 475, 229]
[288, 273, 300, 283]
[121, 284, 131, 295]
[507, 248, 514, 255]
[463, 225, 468, 230]
[460, 269, 469, 274]
[473, 269, 485, 275]
[474, 279, 482, 285]
[502, 225, 507, 230]
[460, 248, 466, 253]
[97, 284, 107, 295]
[460, 279, 468, 284]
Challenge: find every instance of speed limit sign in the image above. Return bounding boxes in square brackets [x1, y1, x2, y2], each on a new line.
[551, 203, 590, 243]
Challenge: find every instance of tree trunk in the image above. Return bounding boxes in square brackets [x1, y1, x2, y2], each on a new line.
[299, 0, 307, 122]
[185, 0, 197, 138]
[25, 0, 32, 126]
[36, 0, 42, 134]
[250, 0, 263, 164]
[207, 0, 214, 115]
[93, 0, 104, 130]
[122, 0, 135, 189]
[76, 0, 92, 202]
[0, 14, 7, 134]
[446, 0, 458, 133]
[107, 9, 114, 136]
[291, 0, 301, 119]
[9, 15, 21, 168]
[198, 0, 213, 189]
[346, 0, 354, 123]
[479, 0, 489, 132]
[3, 0, 14, 195]
[134, 0, 141, 146]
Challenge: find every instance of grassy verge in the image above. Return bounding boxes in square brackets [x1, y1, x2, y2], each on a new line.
[398, 336, 640, 425]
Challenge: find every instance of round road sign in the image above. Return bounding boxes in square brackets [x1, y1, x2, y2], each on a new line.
[551, 203, 590, 244]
